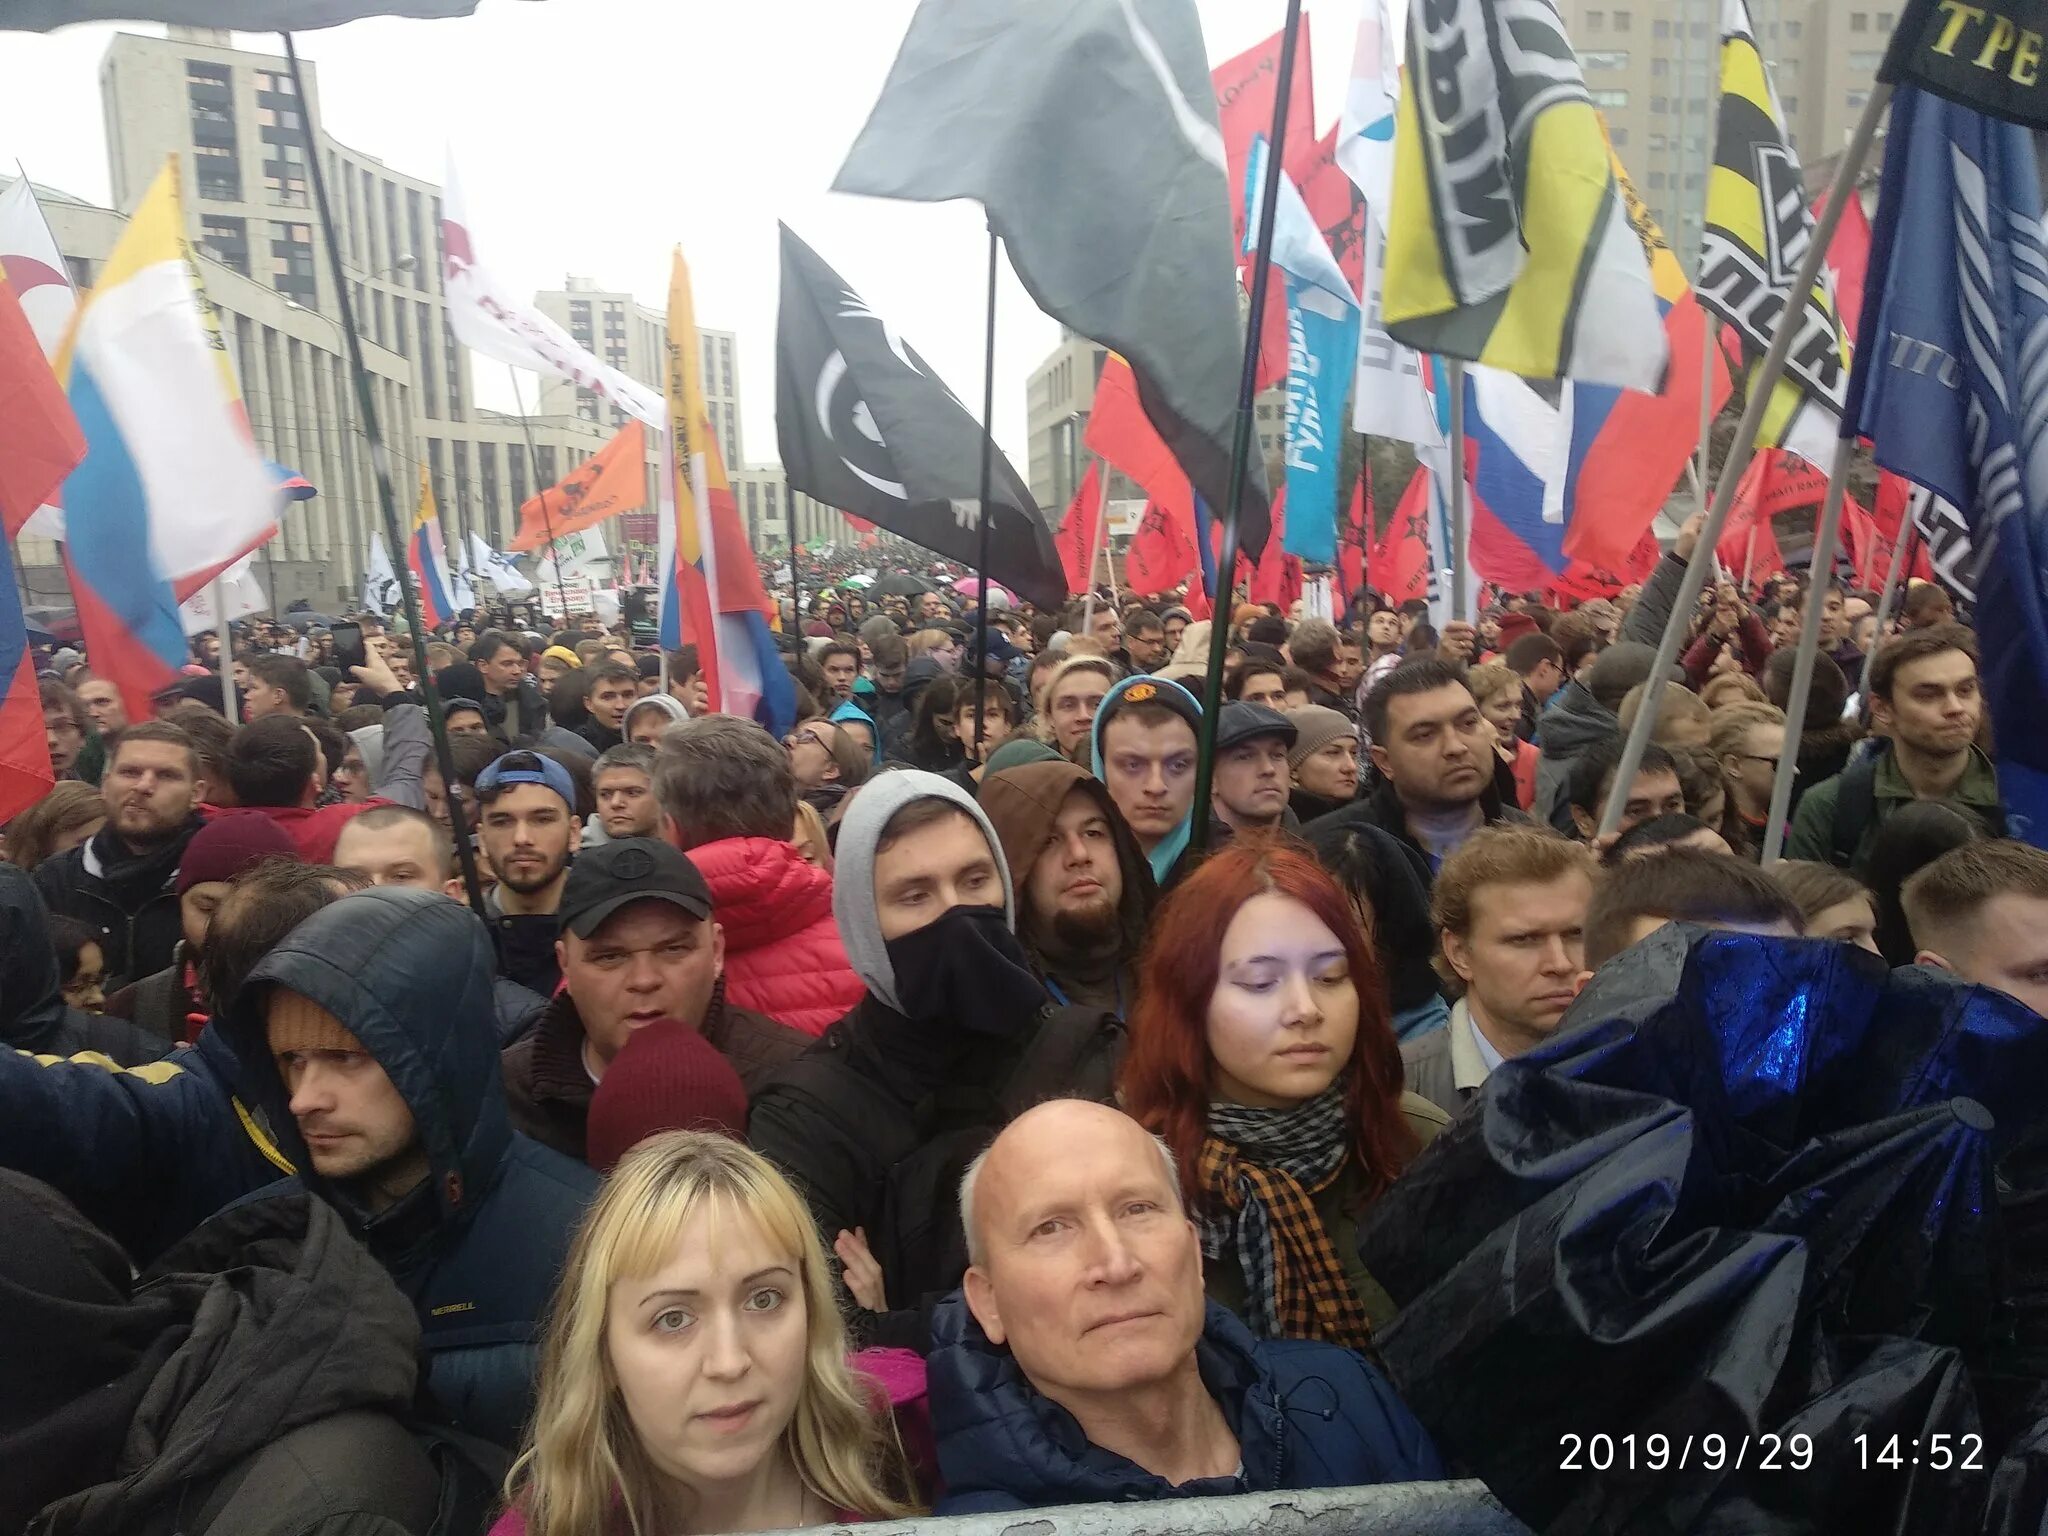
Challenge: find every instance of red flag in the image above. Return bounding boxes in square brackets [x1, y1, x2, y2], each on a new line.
[1125, 500, 1199, 596]
[1212, 22, 1317, 263]
[0, 271, 69, 819]
[1870, 471, 1937, 584]
[1814, 187, 1873, 346]
[1085, 355, 1197, 536]
[0, 269, 84, 539]
[1371, 468, 1432, 607]
[1717, 449, 1833, 588]
[511, 419, 646, 552]
[1055, 461, 1102, 595]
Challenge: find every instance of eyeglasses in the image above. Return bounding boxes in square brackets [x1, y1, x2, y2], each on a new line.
[1737, 753, 1797, 775]
[786, 728, 831, 751]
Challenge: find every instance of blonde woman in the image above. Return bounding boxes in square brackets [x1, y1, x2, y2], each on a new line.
[496, 1133, 919, 1536]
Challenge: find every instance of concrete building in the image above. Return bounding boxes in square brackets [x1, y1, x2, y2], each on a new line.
[93, 25, 613, 603]
[1551, 0, 1890, 273]
[1025, 327, 1280, 519]
[729, 462, 853, 551]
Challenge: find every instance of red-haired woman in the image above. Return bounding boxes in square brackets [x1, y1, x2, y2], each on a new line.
[1120, 837, 1448, 1346]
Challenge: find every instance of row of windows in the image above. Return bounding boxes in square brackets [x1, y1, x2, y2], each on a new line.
[1580, 10, 1633, 30]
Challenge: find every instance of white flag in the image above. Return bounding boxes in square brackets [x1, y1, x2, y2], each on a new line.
[441, 159, 664, 427]
[469, 531, 533, 595]
[363, 528, 399, 616]
[0, 173, 79, 537]
[179, 554, 268, 636]
[1335, 2, 1443, 449]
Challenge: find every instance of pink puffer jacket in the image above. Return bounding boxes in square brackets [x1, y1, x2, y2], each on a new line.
[684, 836, 864, 1037]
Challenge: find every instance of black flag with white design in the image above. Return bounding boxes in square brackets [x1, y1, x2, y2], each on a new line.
[774, 225, 1064, 606]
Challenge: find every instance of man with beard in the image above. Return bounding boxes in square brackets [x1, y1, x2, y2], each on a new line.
[1788, 625, 2004, 874]
[35, 722, 208, 989]
[476, 752, 581, 995]
[980, 759, 1156, 1018]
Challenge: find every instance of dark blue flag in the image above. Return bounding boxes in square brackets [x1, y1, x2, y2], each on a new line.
[1845, 84, 2048, 846]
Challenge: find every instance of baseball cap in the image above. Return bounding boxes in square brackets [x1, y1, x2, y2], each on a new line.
[475, 750, 576, 810]
[1214, 701, 1297, 754]
[558, 836, 712, 939]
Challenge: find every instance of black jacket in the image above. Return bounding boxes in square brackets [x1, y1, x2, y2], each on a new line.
[221, 887, 599, 1447]
[32, 816, 203, 990]
[485, 890, 563, 998]
[503, 981, 811, 1162]
[749, 994, 1123, 1351]
[7, 1176, 442, 1536]
[928, 1296, 1443, 1513]
[0, 864, 168, 1067]
[1313, 776, 1531, 880]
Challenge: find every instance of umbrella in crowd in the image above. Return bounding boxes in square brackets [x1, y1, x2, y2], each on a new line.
[868, 571, 931, 598]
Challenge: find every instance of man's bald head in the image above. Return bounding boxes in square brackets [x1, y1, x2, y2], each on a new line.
[960, 1100, 1181, 1267]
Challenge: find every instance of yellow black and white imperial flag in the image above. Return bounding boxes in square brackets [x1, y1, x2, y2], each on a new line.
[1380, 0, 1667, 392]
[1698, 0, 1851, 467]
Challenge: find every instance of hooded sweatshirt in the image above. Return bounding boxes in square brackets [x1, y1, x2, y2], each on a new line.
[829, 698, 885, 766]
[978, 761, 1156, 1017]
[1090, 672, 1205, 885]
[624, 692, 689, 741]
[221, 887, 597, 1446]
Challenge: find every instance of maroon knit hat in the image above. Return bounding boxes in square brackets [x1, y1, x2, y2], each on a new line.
[586, 1019, 749, 1173]
[175, 812, 298, 895]
[1493, 611, 1541, 649]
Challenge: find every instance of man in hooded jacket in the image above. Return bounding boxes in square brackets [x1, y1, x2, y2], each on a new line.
[978, 760, 1156, 1019]
[1, 1171, 447, 1536]
[220, 886, 598, 1446]
[747, 771, 1124, 1352]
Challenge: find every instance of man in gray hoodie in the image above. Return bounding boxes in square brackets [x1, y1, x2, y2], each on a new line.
[748, 770, 1124, 1351]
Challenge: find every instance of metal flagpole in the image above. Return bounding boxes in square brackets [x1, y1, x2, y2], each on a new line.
[1596, 82, 1893, 838]
[1698, 318, 1720, 496]
[788, 547, 801, 631]
[1865, 516, 1917, 668]
[1079, 456, 1112, 638]
[1741, 526, 1760, 591]
[280, 32, 486, 919]
[972, 226, 999, 758]
[1759, 433, 1857, 865]
[1447, 362, 1470, 622]
[1192, 0, 1305, 856]
[210, 577, 236, 721]
[505, 365, 572, 619]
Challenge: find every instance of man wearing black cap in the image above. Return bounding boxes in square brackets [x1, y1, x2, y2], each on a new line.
[501, 837, 809, 1164]
[1209, 701, 1299, 839]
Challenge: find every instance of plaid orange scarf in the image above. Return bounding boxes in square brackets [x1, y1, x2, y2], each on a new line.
[1197, 1089, 1372, 1349]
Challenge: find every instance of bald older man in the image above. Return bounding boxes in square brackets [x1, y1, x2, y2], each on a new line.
[924, 1100, 1442, 1513]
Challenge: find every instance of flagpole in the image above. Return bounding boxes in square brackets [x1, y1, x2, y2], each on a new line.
[505, 365, 573, 620]
[1192, 0, 1304, 855]
[1698, 318, 1720, 496]
[1865, 516, 1917, 668]
[280, 32, 486, 920]
[1596, 82, 1892, 838]
[210, 577, 236, 721]
[1079, 456, 1111, 637]
[970, 227, 1000, 757]
[1741, 525, 1759, 592]
[1447, 361, 1470, 622]
[1759, 433, 1856, 864]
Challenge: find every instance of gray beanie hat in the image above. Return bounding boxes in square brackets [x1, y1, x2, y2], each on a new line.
[1283, 706, 1357, 772]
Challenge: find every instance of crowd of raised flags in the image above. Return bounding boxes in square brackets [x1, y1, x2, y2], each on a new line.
[0, 0, 2043, 833]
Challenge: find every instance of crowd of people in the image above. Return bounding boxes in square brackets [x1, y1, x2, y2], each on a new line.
[4, 515, 2042, 1535]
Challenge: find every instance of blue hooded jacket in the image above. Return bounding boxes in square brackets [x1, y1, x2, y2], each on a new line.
[926, 1294, 1444, 1513]
[220, 887, 598, 1447]
[829, 697, 885, 766]
[1090, 672, 1204, 885]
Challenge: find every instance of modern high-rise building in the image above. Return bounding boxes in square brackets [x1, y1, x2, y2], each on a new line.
[87, 25, 618, 602]
[1548, 0, 1893, 274]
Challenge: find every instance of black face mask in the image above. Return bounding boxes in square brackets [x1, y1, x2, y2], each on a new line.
[883, 903, 1045, 1035]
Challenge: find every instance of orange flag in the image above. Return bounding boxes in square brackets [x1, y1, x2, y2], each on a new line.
[511, 419, 646, 552]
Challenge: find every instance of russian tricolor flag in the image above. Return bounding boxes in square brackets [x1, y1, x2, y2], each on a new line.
[407, 467, 459, 631]
[659, 246, 793, 737]
[54, 158, 276, 723]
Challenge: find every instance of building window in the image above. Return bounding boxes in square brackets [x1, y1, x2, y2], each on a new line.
[1589, 88, 1629, 108]
[1691, 20, 1706, 35]
[268, 220, 316, 305]
[1613, 10, 1630, 29]
[1847, 48, 1885, 70]
[1585, 8, 1602, 26]
[1651, 95, 1668, 113]
[200, 215, 248, 275]
[255, 67, 294, 97]
[263, 137, 308, 207]
[1787, 19, 1801, 37]
[1846, 88, 1870, 108]
[1611, 126, 1628, 145]
[1653, 16, 1670, 36]
[194, 142, 240, 202]
[1782, 93, 1799, 114]
[1649, 170, 1667, 189]
[1582, 49, 1629, 68]
[1652, 56, 1668, 75]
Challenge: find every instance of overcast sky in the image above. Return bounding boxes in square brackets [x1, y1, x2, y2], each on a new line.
[0, 0, 1361, 477]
